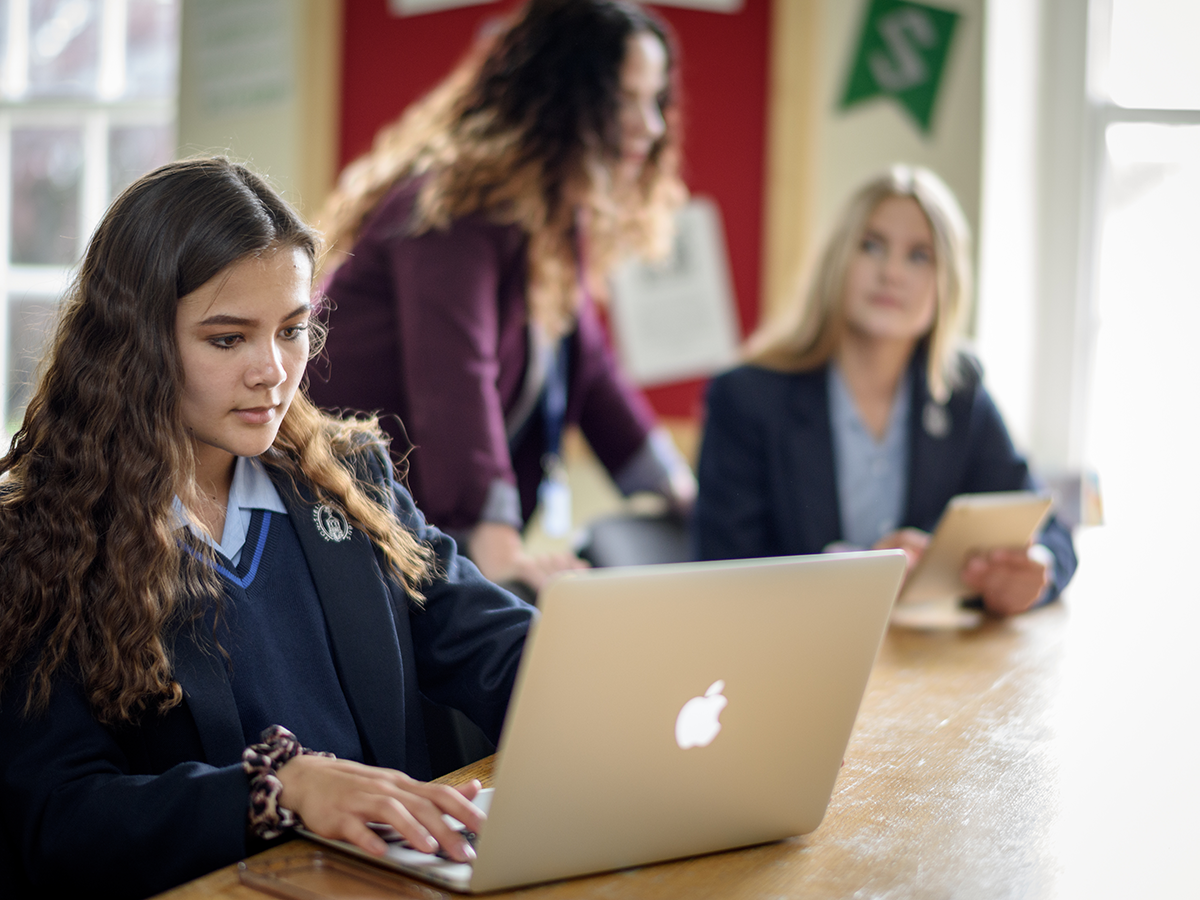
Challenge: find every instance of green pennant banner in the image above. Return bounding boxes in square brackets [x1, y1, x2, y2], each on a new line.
[839, 0, 961, 135]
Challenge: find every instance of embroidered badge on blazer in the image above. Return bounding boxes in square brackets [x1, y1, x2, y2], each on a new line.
[922, 400, 951, 438]
[313, 504, 353, 542]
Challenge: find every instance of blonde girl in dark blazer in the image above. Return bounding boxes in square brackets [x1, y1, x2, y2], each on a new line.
[695, 165, 1076, 615]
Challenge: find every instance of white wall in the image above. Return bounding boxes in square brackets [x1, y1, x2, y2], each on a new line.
[975, 0, 1042, 453]
[177, 0, 340, 218]
[976, 0, 1094, 470]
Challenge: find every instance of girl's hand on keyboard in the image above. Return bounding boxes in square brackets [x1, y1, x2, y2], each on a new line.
[277, 755, 484, 862]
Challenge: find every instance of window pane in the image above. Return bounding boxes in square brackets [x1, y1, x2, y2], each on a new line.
[5, 296, 58, 433]
[124, 0, 179, 99]
[28, 0, 101, 98]
[109, 123, 172, 199]
[1108, 0, 1200, 110]
[11, 127, 83, 265]
[0, 0, 10, 96]
[1085, 123, 1200, 539]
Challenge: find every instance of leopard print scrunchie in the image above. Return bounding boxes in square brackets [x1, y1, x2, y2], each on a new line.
[242, 725, 335, 839]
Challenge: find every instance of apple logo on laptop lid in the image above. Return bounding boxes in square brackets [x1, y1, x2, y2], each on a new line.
[674, 680, 728, 749]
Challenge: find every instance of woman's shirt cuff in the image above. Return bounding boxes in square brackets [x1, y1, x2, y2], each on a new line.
[614, 428, 693, 499]
[476, 478, 523, 529]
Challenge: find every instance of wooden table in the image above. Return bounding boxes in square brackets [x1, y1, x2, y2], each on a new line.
[156, 527, 1199, 899]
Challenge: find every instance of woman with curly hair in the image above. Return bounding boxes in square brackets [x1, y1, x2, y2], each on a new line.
[694, 166, 1077, 616]
[0, 157, 534, 899]
[308, 0, 696, 596]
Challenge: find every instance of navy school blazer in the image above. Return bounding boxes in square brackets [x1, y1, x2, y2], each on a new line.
[0, 447, 535, 899]
[693, 358, 1077, 602]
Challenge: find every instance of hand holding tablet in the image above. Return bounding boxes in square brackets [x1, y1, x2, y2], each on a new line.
[890, 492, 1053, 626]
[959, 543, 1055, 616]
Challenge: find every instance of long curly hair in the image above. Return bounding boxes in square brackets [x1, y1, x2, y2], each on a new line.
[0, 158, 433, 724]
[746, 165, 973, 403]
[320, 0, 686, 338]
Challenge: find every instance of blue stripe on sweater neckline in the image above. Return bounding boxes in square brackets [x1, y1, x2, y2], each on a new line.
[183, 511, 272, 589]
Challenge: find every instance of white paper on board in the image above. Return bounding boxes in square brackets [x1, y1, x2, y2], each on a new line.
[389, 0, 496, 16]
[647, 0, 744, 11]
[392, 0, 743, 14]
[608, 196, 741, 387]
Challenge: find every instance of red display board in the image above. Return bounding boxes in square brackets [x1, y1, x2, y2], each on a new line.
[339, 0, 770, 418]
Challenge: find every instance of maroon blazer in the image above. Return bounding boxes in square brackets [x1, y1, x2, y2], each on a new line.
[308, 178, 657, 532]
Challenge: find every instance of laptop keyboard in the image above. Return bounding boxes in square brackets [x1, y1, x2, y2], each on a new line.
[367, 822, 478, 861]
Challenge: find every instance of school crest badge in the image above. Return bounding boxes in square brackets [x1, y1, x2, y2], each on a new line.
[922, 400, 951, 439]
[313, 504, 353, 543]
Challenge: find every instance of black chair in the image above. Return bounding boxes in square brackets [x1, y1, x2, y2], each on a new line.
[421, 699, 497, 779]
[575, 510, 694, 568]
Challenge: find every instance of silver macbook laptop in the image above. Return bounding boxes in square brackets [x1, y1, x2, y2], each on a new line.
[302, 549, 906, 893]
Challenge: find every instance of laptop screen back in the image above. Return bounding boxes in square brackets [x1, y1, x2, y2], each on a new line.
[470, 550, 905, 892]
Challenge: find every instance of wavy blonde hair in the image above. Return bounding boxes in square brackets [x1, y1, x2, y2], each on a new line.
[748, 165, 972, 402]
[0, 158, 433, 724]
[320, 0, 686, 338]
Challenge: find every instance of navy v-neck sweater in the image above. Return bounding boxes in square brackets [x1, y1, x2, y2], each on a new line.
[209, 509, 365, 761]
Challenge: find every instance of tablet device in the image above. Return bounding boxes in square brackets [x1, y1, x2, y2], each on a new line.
[898, 491, 1053, 605]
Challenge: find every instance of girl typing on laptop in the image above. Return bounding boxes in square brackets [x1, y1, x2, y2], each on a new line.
[694, 166, 1077, 616]
[0, 158, 534, 899]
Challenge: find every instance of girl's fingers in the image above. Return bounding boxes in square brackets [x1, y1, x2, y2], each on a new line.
[278, 756, 484, 862]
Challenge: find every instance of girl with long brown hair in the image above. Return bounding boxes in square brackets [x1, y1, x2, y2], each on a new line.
[307, 0, 696, 596]
[694, 166, 1077, 615]
[0, 157, 534, 898]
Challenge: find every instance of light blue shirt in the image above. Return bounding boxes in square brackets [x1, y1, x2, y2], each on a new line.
[176, 456, 288, 565]
[827, 364, 911, 550]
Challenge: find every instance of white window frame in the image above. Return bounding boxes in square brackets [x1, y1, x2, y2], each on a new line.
[1, 0, 177, 443]
[978, 0, 1200, 477]
[1077, 0, 1200, 466]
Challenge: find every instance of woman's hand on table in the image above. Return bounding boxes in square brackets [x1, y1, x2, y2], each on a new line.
[872, 528, 930, 577]
[664, 463, 698, 518]
[468, 521, 588, 594]
[276, 755, 484, 862]
[960, 544, 1053, 616]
